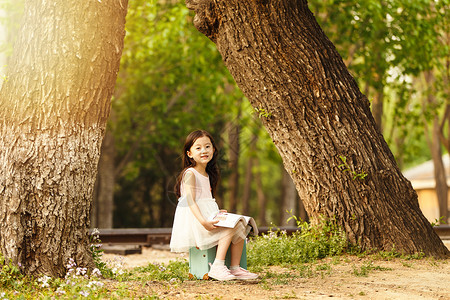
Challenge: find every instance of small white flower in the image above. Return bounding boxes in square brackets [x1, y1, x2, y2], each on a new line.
[56, 287, 66, 295]
[76, 267, 87, 276]
[37, 275, 51, 288]
[87, 280, 104, 289]
[169, 278, 178, 284]
[79, 290, 90, 297]
[92, 268, 102, 277]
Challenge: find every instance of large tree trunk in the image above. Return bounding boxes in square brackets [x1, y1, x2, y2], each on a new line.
[0, 0, 128, 276]
[186, 0, 448, 257]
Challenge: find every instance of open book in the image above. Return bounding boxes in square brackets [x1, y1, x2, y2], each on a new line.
[209, 212, 259, 236]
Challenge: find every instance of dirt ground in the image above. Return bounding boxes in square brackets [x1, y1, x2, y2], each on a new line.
[102, 242, 450, 300]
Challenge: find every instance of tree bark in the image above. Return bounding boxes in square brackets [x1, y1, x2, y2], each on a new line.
[185, 0, 448, 257]
[0, 0, 128, 276]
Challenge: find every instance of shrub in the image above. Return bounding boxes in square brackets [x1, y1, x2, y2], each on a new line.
[247, 215, 350, 266]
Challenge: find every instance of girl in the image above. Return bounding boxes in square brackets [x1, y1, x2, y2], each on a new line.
[170, 130, 258, 281]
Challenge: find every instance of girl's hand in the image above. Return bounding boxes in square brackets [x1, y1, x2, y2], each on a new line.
[219, 209, 227, 213]
[203, 219, 219, 231]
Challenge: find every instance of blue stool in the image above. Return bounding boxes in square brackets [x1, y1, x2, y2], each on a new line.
[188, 241, 247, 280]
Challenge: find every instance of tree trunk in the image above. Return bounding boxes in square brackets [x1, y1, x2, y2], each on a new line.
[372, 89, 384, 132]
[0, 0, 128, 276]
[431, 120, 448, 224]
[424, 71, 449, 225]
[228, 118, 240, 213]
[241, 136, 256, 215]
[92, 130, 115, 229]
[186, 0, 448, 257]
[255, 162, 267, 226]
[280, 167, 298, 226]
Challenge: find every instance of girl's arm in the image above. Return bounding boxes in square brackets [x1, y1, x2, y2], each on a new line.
[183, 171, 218, 231]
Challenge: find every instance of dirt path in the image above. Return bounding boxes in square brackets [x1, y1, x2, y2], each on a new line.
[102, 243, 450, 299]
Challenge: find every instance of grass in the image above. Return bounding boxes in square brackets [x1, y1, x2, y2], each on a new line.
[0, 217, 437, 299]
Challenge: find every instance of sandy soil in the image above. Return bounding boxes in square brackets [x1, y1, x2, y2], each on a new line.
[102, 242, 450, 299]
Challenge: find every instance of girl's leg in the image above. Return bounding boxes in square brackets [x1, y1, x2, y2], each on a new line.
[208, 229, 237, 281]
[230, 238, 245, 266]
[215, 228, 233, 260]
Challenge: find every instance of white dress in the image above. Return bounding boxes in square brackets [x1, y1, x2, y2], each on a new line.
[170, 167, 248, 252]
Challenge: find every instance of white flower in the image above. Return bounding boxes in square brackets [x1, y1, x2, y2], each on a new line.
[37, 275, 51, 288]
[79, 290, 90, 297]
[76, 267, 87, 276]
[169, 278, 178, 284]
[87, 280, 104, 289]
[66, 258, 77, 270]
[56, 287, 66, 295]
[92, 268, 102, 277]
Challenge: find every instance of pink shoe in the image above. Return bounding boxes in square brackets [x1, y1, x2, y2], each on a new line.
[208, 264, 236, 281]
[230, 267, 259, 280]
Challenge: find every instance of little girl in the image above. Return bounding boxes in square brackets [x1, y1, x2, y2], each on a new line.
[170, 130, 258, 281]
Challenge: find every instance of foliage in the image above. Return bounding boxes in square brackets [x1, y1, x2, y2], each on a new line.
[254, 107, 272, 119]
[124, 260, 189, 283]
[430, 216, 447, 227]
[352, 261, 393, 277]
[89, 228, 116, 279]
[0, 254, 111, 298]
[309, 0, 449, 170]
[111, 0, 249, 227]
[247, 215, 351, 267]
[338, 155, 368, 180]
[0, 0, 447, 231]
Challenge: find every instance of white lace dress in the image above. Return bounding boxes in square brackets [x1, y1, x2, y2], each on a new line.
[170, 167, 248, 252]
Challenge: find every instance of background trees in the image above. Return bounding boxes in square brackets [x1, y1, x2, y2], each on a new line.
[0, 0, 448, 246]
[80, 0, 450, 229]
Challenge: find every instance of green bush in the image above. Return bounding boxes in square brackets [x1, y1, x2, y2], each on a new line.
[248, 215, 350, 266]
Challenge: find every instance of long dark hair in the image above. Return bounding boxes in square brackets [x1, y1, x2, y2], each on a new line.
[175, 130, 220, 198]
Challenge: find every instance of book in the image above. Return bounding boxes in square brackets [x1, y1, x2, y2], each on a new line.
[209, 211, 259, 236]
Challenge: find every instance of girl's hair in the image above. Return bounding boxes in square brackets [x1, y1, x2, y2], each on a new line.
[175, 130, 220, 198]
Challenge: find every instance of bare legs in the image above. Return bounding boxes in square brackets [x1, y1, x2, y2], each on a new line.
[215, 228, 233, 260]
[208, 222, 257, 281]
[215, 227, 245, 266]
